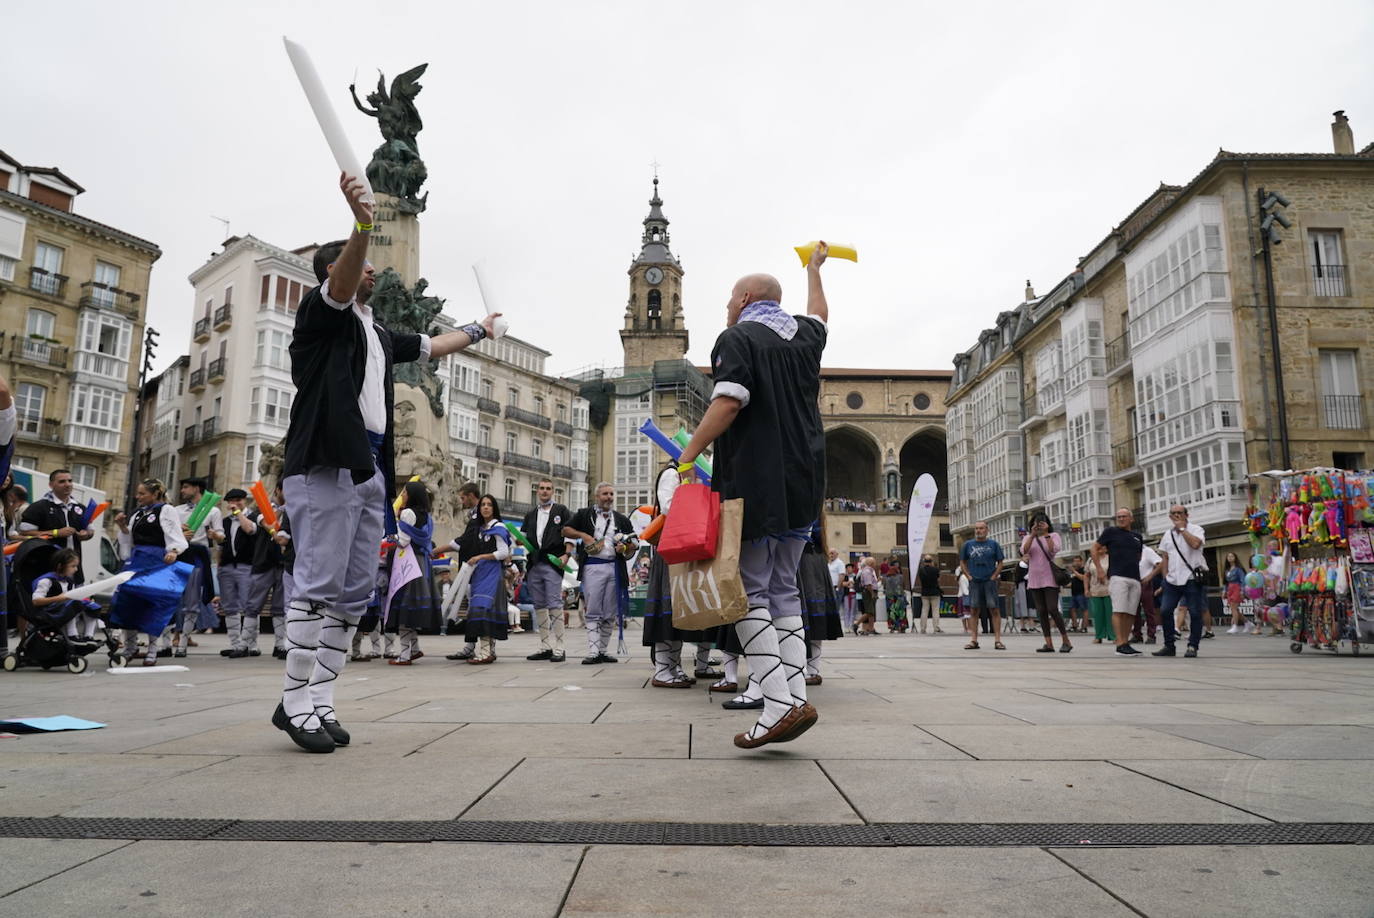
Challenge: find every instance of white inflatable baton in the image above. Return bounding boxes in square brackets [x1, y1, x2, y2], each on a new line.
[61, 571, 135, 602]
[283, 37, 375, 203]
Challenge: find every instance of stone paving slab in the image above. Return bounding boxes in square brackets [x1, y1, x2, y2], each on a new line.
[381, 699, 610, 724]
[975, 702, 1250, 726]
[1169, 702, 1374, 726]
[564, 845, 1136, 917]
[125, 720, 461, 758]
[1116, 759, 1374, 822]
[917, 724, 1257, 760]
[62, 753, 522, 820]
[1018, 688, 1363, 706]
[1144, 724, 1374, 759]
[826, 760, 1265, 824]
[0, 838, 133, 897]
[689, 722, 974, 761]
[460, 757, 863, 824]
[1054, 845, 1371, 918]
[0, 752, 232, 818]
[0, 839, 582, 917]
[417, 723, 690, 759]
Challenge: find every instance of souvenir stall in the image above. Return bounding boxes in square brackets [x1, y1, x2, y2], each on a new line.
[1244, 468, 1374, 655]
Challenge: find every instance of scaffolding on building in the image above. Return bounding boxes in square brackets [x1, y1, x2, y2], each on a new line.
[564, 359, 711, 432]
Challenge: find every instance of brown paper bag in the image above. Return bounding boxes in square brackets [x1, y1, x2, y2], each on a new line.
[669, 498, 748, 631]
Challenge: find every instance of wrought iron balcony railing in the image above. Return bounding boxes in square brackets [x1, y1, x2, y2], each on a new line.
[1312, 264, 1348, 298]
[503, 451, 552, 474]
[1323, 394, 1364, 430]
[79, 281, 140, 318]
[10, 336, 68, 369]
[28, 267, 67, 299]
[504, 405, 552, 430]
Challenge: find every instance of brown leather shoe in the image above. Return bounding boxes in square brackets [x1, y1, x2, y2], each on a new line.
[804, 674, 822, 686]
[651, 677, 692, 689]
[708, 681, 738, 693]
[734, 704, 815, 749]
[773, 702, 818, 743]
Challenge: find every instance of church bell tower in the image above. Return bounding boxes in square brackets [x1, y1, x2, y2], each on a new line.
[621, 177, 688, 368]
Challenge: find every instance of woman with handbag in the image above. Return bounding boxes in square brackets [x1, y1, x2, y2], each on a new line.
[1019, 511, 1072, 653]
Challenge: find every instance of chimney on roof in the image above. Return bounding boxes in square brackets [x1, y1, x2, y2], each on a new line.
[1024, 279, 1035, 301]
[1332, 110, 1355, 155]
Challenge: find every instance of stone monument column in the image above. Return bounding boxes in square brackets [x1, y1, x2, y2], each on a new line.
[368, 193, 420, 283]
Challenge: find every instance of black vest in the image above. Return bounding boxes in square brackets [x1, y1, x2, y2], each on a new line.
[131, 503, 168, 548]
[219, 513, 256, 566]
[456, 508, 483, 562]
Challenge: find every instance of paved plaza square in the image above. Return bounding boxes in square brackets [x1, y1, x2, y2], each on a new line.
[1, 627, 1370, 916]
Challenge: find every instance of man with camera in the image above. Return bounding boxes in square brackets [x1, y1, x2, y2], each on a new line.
[1152, 504, 1208, 658]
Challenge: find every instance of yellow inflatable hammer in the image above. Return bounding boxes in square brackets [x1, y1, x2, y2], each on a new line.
[795, 242, 858, 266]
[393, 475, 422, 514]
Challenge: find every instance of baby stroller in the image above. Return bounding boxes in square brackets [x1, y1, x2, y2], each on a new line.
[2, 539, 121, 674]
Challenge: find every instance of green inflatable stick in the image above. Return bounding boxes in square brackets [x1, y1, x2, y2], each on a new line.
[502, 522, 571, 573]
[185, 491, 222, 532]
[671, 428, 713, 477]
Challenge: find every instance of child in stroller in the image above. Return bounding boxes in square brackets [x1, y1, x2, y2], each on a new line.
[3, 544, 120, 673]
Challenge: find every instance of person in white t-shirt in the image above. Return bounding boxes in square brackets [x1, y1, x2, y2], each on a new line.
[1152, 504, 1208, 658]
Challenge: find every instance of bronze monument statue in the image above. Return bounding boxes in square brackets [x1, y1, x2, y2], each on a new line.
[350, 64, 429, 214]
[368, 267, 446, 416]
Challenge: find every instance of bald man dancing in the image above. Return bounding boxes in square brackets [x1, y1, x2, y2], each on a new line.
[678, 243, 831, 748]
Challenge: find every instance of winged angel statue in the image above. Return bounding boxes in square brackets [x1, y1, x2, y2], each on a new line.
[350, 64, 429, 213]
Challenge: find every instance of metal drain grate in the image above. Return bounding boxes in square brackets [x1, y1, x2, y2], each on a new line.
[0, 817, 234, 840]
[0, 818, 1369, 847]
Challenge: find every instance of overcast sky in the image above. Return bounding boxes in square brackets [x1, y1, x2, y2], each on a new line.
[7, 0, 1371, 378]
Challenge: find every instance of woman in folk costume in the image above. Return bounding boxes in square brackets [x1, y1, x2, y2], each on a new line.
[641, 464, 717, 688]
[384, 481, 442, 665]
[463, 494, 512, 664]
[798, 520, 843, 685]
[110, 479, 192, 666]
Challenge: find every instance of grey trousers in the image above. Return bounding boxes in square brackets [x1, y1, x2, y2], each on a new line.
[220, 564, 254, 651]
[281, 465, 385, 722]
[738, 537, 806, 619]
[526, 565, 566, 654]
[244, 568, 289, 651]
[582, 563, 618, 656]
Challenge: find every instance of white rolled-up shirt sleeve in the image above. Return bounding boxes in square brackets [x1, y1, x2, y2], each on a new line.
[320, 278, 353, 311]
[161, 506, 189, 554]
[492, 531, 511, 562]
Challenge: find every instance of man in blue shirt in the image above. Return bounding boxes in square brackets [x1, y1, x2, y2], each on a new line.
[959, 521, 1005, 649]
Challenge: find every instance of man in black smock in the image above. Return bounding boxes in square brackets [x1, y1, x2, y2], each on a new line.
[679, 242, 832, 749]
[273, 173, 498, 753]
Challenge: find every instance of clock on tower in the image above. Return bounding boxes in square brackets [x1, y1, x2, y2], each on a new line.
[621, 177, 689, 368]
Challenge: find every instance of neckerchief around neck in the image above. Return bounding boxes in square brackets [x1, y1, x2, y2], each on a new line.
[738, 300, 797, 340]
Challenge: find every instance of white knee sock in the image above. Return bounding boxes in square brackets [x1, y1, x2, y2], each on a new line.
[806, 639, 823, 677]
[694, 643, 711, 670]
[776, 614, 807, 706]
[666, 640, 688, 679]
[734, 607, 793, 739]
[652, 642, 676, 681]
[309, 608, 357, 725]
[715, 650, 739, 689]
[282, 600, 325, 728]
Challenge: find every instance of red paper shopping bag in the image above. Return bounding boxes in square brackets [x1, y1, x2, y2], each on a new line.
[656, 483, 720, 564]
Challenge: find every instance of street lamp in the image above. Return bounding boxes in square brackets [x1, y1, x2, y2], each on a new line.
[125, 325, 159, 510]
[1257, 187, 1292, 469]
